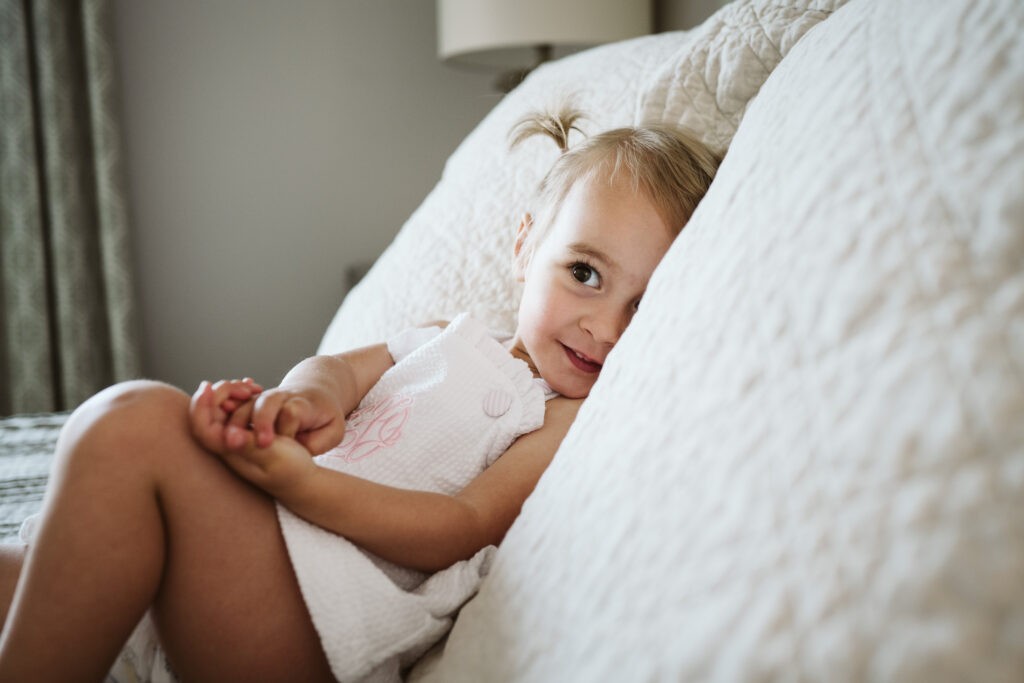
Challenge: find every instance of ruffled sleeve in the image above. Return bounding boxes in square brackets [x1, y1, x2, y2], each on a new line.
[446, 314, 547, 442]
[386, 324, 443, 364]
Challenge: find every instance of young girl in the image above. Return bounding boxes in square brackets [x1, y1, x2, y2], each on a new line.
[0, 108, 718, 682]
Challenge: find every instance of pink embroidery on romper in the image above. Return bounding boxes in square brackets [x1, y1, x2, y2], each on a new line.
[331, 394, 413, 462]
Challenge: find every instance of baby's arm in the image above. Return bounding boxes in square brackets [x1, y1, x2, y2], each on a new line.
[191, 343, 394, 458]
[192, 343, 396, 493]
[234, 343, 395, 453]
[264, 396, 583, 572]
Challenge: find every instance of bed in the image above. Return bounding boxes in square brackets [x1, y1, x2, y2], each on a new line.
[0, 413, 63, 543]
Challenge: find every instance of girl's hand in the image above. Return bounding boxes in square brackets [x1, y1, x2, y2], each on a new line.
[216, 428, 319, 501]
[189, 378, 263, 453]
[224, 386, 346, 455]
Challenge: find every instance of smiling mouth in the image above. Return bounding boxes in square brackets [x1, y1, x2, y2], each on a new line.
[562, 344, 602, 374]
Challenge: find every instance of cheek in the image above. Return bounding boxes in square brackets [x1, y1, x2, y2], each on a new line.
[518, 276, 565, 335]
[517, 281, 547, 332]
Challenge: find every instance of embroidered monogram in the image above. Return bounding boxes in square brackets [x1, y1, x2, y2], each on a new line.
[330, 395, 414, 462]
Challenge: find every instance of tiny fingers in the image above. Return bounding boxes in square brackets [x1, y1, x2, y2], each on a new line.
[191, 379, 268, 455]
[189, 381, 209, 428]
[251, 393, 286, 449]
[226, 383, 261, 401]
[243, 377, 264, 392]
[191, 380, 210, 409]
[188, 381, 226, 452]
[302, 418, 344, 455]
[225, 424, 252, 451]
[211, 378, 262, 400]
[198, 381, 223, 421]
[222, 413, 267, 455]
[276, 400, 302, 440]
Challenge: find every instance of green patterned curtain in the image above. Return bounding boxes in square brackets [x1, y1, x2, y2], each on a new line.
[0, 0, 140, 416]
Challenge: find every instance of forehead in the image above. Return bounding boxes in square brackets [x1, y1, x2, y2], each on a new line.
[550, 175, 672, 246]
[546, 175, 674, 282]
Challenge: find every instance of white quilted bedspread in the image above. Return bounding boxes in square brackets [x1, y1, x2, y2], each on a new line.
[323, 0, 1024, 680]
[318, 1, 842, 352]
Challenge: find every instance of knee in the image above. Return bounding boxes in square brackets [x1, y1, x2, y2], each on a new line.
[77, 379, 187, 423]
[61, 380, 189, 455]
[88, 379, 186, 411]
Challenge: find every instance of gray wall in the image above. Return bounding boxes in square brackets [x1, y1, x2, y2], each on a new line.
[113, 0, 725, 392]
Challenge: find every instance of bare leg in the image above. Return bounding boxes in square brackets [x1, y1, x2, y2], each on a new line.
[0, 381, 334, 682]
[0, 545, 24, 627]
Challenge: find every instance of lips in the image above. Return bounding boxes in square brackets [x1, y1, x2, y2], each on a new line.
[562, 343, 602, 374]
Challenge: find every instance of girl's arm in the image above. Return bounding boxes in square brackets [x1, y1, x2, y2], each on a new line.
[196, 344, 395, 456]
[193, 323, 448, 455]
[221, 396, 582, 573]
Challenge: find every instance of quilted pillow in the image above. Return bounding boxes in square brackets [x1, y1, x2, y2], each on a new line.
[423, 0, 1024, 680]
[316, 0, 842, 353]
[638, 0, 840, 154]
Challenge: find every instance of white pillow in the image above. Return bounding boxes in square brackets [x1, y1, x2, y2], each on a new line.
[638, 0, 842, 153]
[424, 0, 1024, 680]
[317, 0, 842, 354]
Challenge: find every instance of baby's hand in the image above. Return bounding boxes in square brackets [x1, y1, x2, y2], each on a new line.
[189, 378, 263, 454]
[214, 429, 319, 501]
[224, 386, 346, 455]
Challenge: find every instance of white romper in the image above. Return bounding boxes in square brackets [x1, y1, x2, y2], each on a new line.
[277, 313, 555, 682]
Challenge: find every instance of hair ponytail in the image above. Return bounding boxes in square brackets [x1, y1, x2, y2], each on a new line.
[509, 105, 720, 269]
[509, 106, 585, 153]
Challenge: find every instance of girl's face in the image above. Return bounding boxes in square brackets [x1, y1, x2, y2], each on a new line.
[510, 174, 674, 399]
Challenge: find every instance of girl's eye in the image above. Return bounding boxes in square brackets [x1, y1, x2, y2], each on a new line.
[570, 262, 601, 288]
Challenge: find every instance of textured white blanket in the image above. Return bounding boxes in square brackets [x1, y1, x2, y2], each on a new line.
[320, 0, 1023, 680]
[414, 0, 1024, 680]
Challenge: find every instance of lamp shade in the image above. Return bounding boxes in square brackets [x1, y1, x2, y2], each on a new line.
[437, 0, 652, 68]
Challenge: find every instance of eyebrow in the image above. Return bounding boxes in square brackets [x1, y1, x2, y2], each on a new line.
[567, 242, 615, 269]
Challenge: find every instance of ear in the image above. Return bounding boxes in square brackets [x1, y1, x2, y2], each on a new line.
[512, 213, 533, 282]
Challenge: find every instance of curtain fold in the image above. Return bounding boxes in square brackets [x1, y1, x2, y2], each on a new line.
[0, 0, 140, 416]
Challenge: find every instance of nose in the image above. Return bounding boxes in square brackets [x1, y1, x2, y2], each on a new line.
[581, 303, 631, 347]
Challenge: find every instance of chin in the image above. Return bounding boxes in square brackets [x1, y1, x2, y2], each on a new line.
[548, 378, 595, 400]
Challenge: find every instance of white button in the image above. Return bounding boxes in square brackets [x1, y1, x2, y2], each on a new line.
[482, 389, 512, 417]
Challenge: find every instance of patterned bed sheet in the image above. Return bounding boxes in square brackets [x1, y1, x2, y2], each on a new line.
[0, 412, 65, 543]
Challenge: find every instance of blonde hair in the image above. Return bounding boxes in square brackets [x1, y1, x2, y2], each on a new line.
[510, 106, 721, 264]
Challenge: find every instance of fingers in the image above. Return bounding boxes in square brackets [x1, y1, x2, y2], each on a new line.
[218, 395, 256, 450]
[194, 382, 325, 453]
[189, 381, 224, 451]
[227, 399, 256, 430]
[276, 398, 309, 441]
[247, 391, 310, 448]
[190, 381, 211, 422]
[190, 378, 262, 453]
[197, 380, 224, 420]
[225, 422, 255, 451]
[222, 377, 264, 411]
[211, 378, 263, 413]
[251, 392, 288, 449]
[300, 418, 346, 455]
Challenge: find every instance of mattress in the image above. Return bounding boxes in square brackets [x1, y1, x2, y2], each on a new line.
[0, 412, 64, 543]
